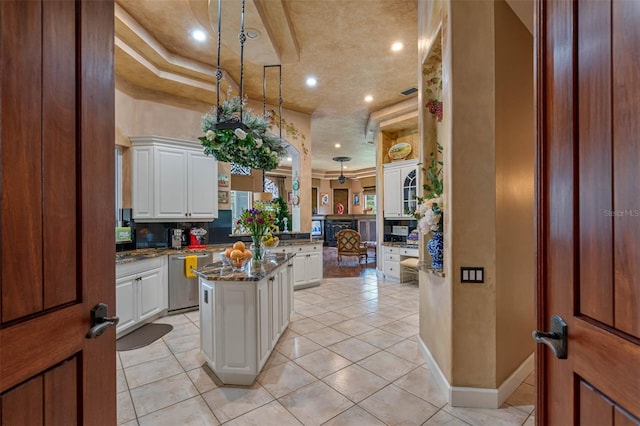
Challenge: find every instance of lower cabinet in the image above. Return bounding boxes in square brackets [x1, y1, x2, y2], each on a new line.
[382, 245, 418, 282]
[199, 258, 294, 385]
[288, 244, 323, 289]
[116, 257, 167, 337]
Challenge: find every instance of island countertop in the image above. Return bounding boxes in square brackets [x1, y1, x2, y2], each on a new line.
[194, 253, 296, 281]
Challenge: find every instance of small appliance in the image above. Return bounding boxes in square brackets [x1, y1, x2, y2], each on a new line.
[170, 229, 184, 249]
[188, 227, 207, 249]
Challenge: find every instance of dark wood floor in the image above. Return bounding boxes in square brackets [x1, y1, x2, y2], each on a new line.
[322, 246, 378, 278]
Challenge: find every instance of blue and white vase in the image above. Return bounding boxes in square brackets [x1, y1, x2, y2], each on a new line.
[427, 231, 444, 269]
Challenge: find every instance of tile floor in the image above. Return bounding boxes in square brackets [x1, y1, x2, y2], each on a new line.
[117, 276, 535, 425]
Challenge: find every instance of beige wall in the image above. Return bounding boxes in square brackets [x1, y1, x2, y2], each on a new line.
[418, 0, 535, 391]
[494, 0, 535, 385]
[115, 84, 313, 231]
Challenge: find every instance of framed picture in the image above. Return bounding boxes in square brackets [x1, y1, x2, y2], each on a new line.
[218, 173, 229, 187]
[353, 193, 360, 206]
[287, 191, 293, 203]
[218, 191, 228, 204]
[321, 193, 329, 205]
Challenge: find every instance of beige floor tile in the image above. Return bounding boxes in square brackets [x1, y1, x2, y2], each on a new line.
[323, 405, 386, 426]
[327, 337, 380, 362]
[184, 310, 199, 323]
[117, 391, 136, 425]
[304, 327, 350, 347]
[129, 373, 199, 417]
[296, 293, 328, 304]
[289, 317, 326, 334]
[394, 366, 448, 407]
[116, 353, 123, 371]
[330, 318, 375, 336]
[524, 414, 535, 425]
[137, 396, 219, 426]
[224, 400, 302, 426]
[164, 333, 200, 354]
[120, 420, 138, 426]
[379, 320, 420, 338]
[332, 305, 372, 319]
[174, 347, 207, 371]
[295, 304, 330, 317]
[279, 381, 353, 426]
[376, 306, 415, 320]
[117, 369, 128, 393]
[124, 355, 183, 389]
[357, 328, 405, 349]
[386, 338, 426, 365]
[310, 311, 351, 326]
[294, 348, 352, 379]
[443, 404, 530, 426]
[358, 351, 417, 382]
[202, 384, 274, 423]
[257, 361, 317, 398]
[187, 366, 219, 393]
[279, 327, 300, 341]
[162, 322, 199, 340]
[322, 364, 389, 403]
[505, 383, 535, 414]
[276, 336, 322, 359]
[359, 385, 439, 426]
[154, 314, 190, 326]
[291, 312, 307, 322]
[402, 313, 421, 326]
[263, 350, 290, 371]
[422, 409, 471, 425]
[119, 339, 172, 368]
[358, 313, 397, 328]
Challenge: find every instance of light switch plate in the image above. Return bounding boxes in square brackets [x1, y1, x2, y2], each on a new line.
[461, 267, 484, 283]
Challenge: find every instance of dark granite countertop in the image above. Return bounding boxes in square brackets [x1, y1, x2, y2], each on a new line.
[116, 240, 322, 265]
[381, 242, 420, 249]
[195, 253, 295, 281]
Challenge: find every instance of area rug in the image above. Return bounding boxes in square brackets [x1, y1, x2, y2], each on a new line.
[116, 323, 173, 351]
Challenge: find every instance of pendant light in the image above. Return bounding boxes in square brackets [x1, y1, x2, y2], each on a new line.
[214, 0, 250, 132]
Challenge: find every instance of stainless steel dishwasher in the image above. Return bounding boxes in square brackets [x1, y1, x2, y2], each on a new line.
[168, 252, 213, 313]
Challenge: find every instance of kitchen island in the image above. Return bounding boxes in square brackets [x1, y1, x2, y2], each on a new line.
[195, 254, 295, 385]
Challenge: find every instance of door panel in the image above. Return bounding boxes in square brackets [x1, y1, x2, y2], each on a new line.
[537, 0, 640, 424]
[0, 0, 115, 424]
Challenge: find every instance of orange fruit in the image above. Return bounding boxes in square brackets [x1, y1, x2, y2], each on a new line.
[233, 241, 246, 251]
[230, 249, 244, 260]
[243, 249, 252, 259]
[224, 247, 233, 258]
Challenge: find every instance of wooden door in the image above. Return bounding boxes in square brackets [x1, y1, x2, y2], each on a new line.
[0, 1, 115, 424]
[536, 0, 640, 424]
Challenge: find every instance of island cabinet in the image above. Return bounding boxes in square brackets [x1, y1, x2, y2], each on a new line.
[271, 243, 323, 289]
[197, 254, 294, 385]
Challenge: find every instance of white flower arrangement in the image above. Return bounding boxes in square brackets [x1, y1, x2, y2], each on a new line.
[415, 196, 443, 233]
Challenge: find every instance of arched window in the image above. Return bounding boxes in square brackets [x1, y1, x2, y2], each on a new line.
[264, 178, 279, 198]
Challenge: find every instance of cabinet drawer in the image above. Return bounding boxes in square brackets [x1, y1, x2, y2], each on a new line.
[383, 246, 398, 255]
[384, 262, 400, 279]
[384, 253, 400, 262]
[400, 247, 419, 257]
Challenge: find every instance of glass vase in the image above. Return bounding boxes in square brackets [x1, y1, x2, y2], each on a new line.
[427, 231, 444, 269]
[250, 235, 265, 262]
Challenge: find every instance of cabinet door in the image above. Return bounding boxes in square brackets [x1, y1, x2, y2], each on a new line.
[188, 151, 218, 219]
[138, 267, 163, 321]
[383, 167, 402, 217]
[132, 147, 153, 219]
[257, 280, 271, 367]
[154, 146, 188, 219]
[269, 276, 280, 348]
[116, 275, 137, 333]
[307, 251, 322, 284]
[199, 280, 215, 364]
[401, 167, 417, 217]
[278, 266, 290, 333]
[292, 253, 307, 286]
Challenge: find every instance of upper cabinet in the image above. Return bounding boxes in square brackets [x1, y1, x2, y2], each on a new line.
[131, 136, 218, 222]
[383, 159, 418, 219]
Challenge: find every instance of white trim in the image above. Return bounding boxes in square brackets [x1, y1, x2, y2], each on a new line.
[417, 336, 451, 402]
[418, 336, 534, 408]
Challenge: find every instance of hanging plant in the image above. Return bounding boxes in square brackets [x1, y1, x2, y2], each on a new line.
[200, 96, 288, 171]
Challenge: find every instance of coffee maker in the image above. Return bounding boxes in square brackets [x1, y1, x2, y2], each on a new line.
[169, 229, 184, 249]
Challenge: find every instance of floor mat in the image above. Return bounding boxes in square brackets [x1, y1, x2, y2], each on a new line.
[116, 323, 173, 351]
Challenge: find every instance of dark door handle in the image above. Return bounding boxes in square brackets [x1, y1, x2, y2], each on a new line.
[86, 303, 119, 339]
[532, 315, 567, 359]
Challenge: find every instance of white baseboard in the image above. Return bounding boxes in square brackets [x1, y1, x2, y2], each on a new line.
[418, 336, 534, 408]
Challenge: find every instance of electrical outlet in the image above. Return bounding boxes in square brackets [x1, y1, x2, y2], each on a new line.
[461, 267, 484, 283]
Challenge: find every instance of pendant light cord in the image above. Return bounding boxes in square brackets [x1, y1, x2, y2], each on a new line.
[239, 0, 246, 123]
[215, 0, 222, 122]
[262, 64, 283, 192]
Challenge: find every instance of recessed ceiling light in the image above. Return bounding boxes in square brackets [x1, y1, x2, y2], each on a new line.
[306, 77, 317, 87]
[286, 157, 292, 162]
[364, 95, 374, 102]
[246, 28, 260, 39]
[391, 42, 403, 52]
[191, 29, 207, 42]
[335, 143, 341, 148]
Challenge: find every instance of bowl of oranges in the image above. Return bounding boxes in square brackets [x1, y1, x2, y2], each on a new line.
[223, 241, 253, 271]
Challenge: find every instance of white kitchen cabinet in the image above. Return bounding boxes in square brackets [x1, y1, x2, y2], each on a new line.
[198, 257, 294, 385]
[131, 136, 218, 222]
[382, 245, 419, 282]
[270, 243, 323, 289]
[116, 256, 167, 337]
[383, 160, 418, 218]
